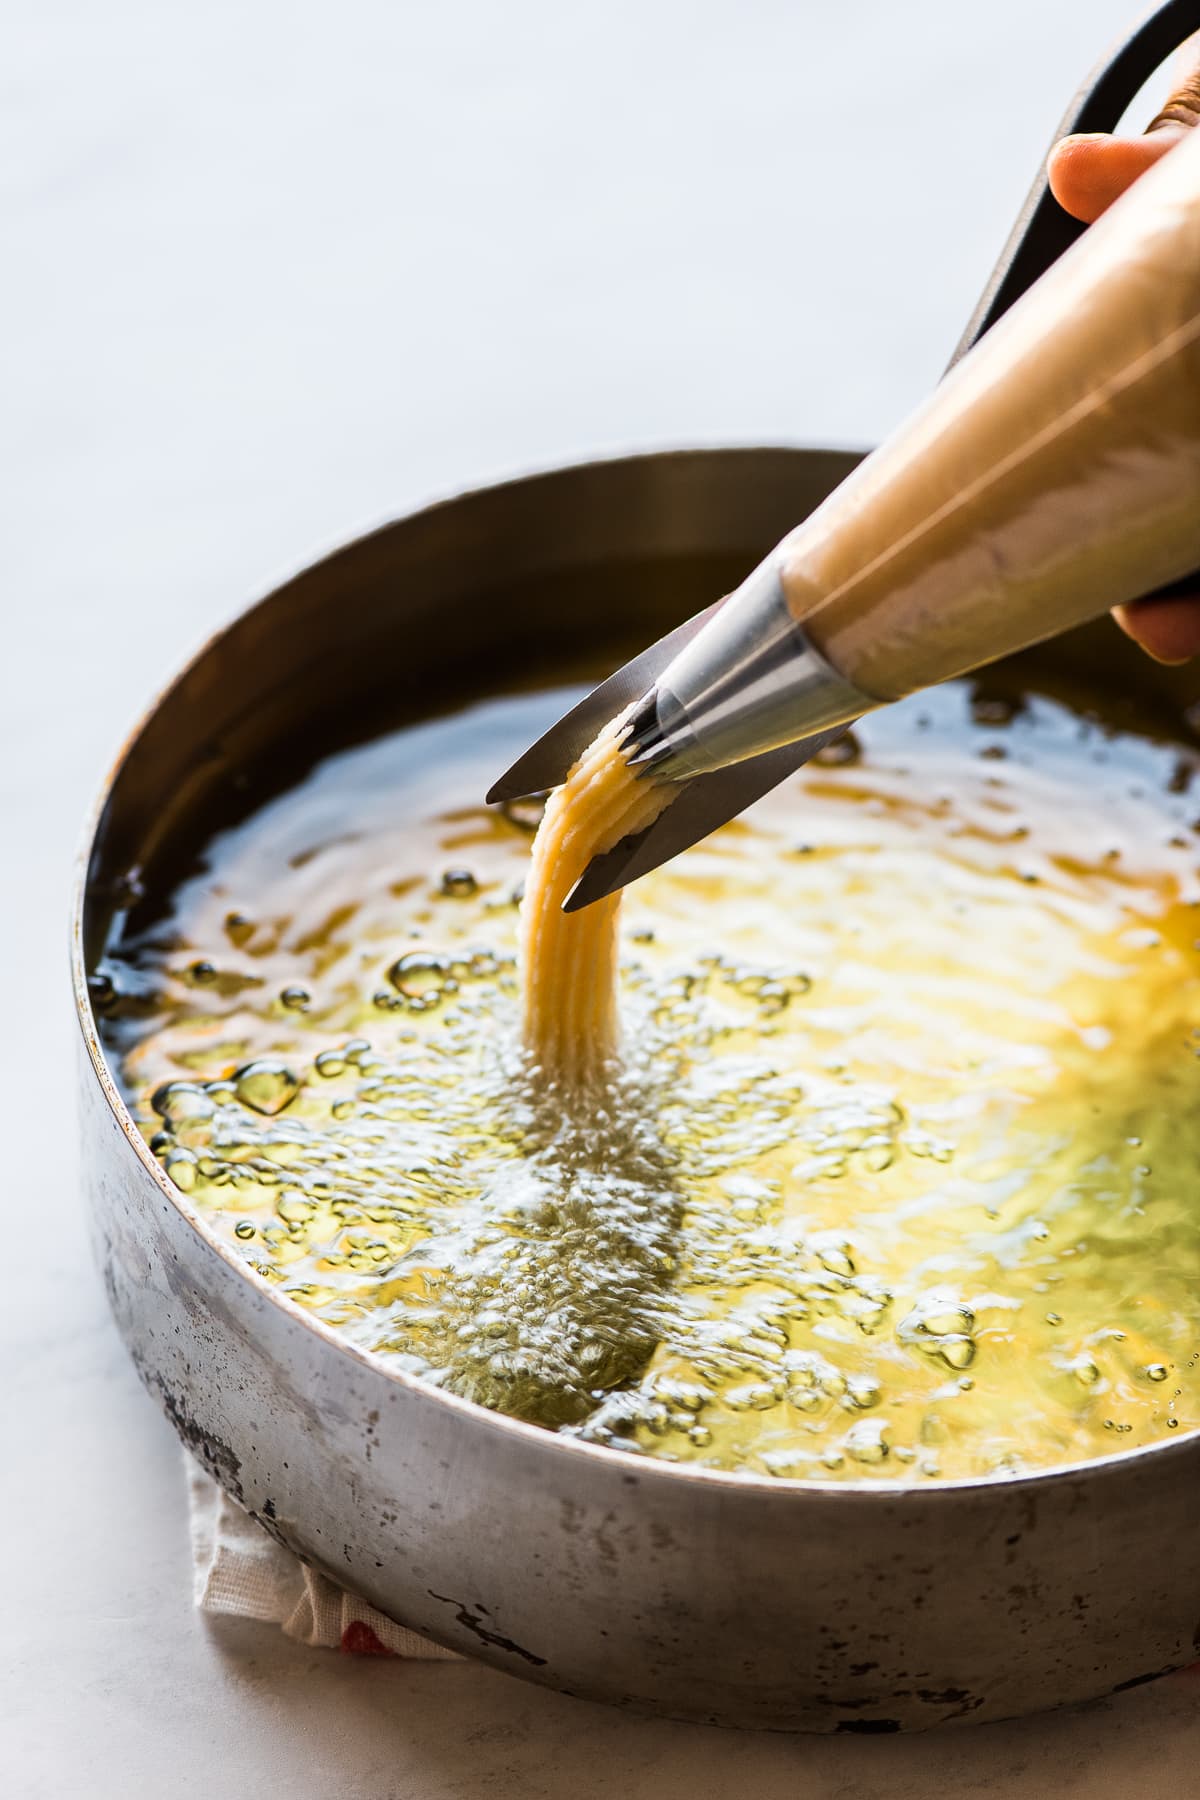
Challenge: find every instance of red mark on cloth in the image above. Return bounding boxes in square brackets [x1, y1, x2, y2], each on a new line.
[341, 1620, 394, 1657]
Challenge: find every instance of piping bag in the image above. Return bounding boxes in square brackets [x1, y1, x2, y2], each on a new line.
[491, 79, 1200, 911]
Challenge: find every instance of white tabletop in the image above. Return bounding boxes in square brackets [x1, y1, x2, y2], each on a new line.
[4, 3, 1197, 1793]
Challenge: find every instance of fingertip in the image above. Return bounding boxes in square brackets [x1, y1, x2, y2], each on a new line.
[1047, 128, 1183, 223]
[1113, 598, 1200, 666]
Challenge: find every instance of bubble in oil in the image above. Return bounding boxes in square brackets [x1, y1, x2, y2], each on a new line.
[726, 1382, 781, 1412]
[152, 1081, 214, 1125]
[844, 1419, 890, 1463]
[441, 868, 479, 898]
[164, 1148, 198, 1191]
[1069, 1354, 1102, 1388]
[87, 971, 117, 1013]
[898, 1294, 977, 1370]
[970, 690, 1022, 727]
[224, 911, 255, 946]
[500, 794, 547, 833]
[234, 1060, 300, 1116]
[387, 951, 457, 1008]
[844, 1374, 882, 1411]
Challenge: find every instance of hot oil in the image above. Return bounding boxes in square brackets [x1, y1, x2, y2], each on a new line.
[98, 678, 1200, 1480]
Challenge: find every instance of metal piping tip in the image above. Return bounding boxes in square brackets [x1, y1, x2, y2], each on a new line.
[625, 745, 675, 779]
[618, 686, 688, 782]
[485, 598, 727, 806]
[620, 686, 664, 762]
[563, 825, 659, 913]
[621, 682, 699, 781]
[561, 721, 856, 911]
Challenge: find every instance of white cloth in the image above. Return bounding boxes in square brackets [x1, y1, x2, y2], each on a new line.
[186, 1455, 462, 1660]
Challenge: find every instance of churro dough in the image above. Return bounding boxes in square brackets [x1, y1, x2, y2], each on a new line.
[519, 710, 674, 1084]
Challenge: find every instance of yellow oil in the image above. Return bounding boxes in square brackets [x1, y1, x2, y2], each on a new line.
[99, 678, 1200, 1480]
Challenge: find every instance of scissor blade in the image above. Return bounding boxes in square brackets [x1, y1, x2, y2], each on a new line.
[562, 722, 854, 912]
[486, 600, 724, 805]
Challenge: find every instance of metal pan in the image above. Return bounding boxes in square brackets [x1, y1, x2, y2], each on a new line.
[74, 445, 1200, 1732]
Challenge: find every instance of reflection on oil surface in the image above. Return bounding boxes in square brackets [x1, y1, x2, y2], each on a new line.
[99, 675, 1200, 1480]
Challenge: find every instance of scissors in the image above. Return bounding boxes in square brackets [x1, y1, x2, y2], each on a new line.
[489, 0, 1200, 912]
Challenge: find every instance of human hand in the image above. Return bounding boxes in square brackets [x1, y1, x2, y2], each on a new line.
[1047, 59, 1200, 663]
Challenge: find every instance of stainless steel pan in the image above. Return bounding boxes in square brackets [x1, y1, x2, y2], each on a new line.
[74, 446, 1200, 1732]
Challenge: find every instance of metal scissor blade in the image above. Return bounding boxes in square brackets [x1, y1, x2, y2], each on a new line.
[486, 600, 724, 804]
[562, 722, 853, 912]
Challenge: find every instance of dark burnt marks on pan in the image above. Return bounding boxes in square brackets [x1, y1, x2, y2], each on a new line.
[242, 1492, 303, 1557]
[427, 1592, 548, 1666]
[142, 1365, 245, 1505]
[1110, 1664, 1182, 1693]
[647, 1518, 678, 1555]
[364, 1407, 381, 1464]
[914, 1686, 984, 1717]
[823, 1683, 983, 1728]
[247, 1503, 296, 1555]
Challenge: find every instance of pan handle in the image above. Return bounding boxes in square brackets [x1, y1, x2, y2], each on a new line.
[949, 0, 1200, 368]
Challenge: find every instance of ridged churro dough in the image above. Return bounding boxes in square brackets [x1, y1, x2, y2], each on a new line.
[519, 710, 674, 1085]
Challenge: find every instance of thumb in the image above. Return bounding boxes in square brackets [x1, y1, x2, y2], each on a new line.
[1047, 59, 1200, 224]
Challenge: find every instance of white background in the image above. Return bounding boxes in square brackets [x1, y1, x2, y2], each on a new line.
[3, 3, 1197, 1794]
